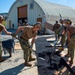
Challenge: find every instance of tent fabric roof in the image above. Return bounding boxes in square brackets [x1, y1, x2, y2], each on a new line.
[8, 0, 75, 19]
[35, 0, 75, 18]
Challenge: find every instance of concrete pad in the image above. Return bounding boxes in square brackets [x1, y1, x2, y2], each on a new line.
[0, 35, 75, 75]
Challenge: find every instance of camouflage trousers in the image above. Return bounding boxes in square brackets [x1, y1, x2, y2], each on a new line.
[19, 39, 32, 62]
[0, 42, 2, 58]
[55, 29, 59, 40]
[61, 34, 67, 48]
[68, 35, 75, 59]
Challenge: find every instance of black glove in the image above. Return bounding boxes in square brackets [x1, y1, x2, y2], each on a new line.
[11, 33, 16, 37]
[58, 34, 62, 36]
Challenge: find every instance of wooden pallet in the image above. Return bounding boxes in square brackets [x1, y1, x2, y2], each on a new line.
[14, 42, 22, 50]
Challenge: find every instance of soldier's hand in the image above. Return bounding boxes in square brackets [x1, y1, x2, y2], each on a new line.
[11, 33, 16, 37]
[58, 34, 62, 36]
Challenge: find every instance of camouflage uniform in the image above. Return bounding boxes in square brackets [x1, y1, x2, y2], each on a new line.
[61, 33, 67, 47]
[19, 26, 36, 63]
[53, 22, 60, 40]
[59, 25, 66, 48]
[65, 19, 75, 64]
[0, 25, 4, 58]
[68, 35, 75, 59]
[0, 40, 2, 58]
[54, 29, 60, 40]
[19, 39, 32, 62]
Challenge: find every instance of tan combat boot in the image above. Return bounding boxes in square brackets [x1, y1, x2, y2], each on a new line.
[24, 62, 32, 67]
[0, 57, 5, 62]
[58, 47, 64, 50]
[29, 56, 36, 61]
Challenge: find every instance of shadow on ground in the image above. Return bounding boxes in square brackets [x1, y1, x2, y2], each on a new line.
[0, 56, 11, 63]
[0, 64, 24, 75]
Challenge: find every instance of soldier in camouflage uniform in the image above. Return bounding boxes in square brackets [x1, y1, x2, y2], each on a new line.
[52, 21, 61, 40]
[58, 19, 67, 50]
[0, 15, 11, 62]
[65, 19, 75, 64]
[12, 22, 41, 67]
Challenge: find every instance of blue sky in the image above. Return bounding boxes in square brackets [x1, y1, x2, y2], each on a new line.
[0, 0, 16, 13]
[0, 0, 75, 13]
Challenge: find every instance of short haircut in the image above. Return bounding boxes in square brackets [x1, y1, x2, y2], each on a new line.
[56, 21, 58, 23]
[34, 22, 42, 27]
[66, 19, 72, 24]
[33, 22, 42, 30]
[0, 15, 4, 21]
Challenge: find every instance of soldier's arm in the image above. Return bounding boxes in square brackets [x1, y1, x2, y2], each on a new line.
[31, 36, 36, 47]
[3, 26, 11, 35]
[67, 31, 70, 42]
[14, 26, 24, 35]
[62, 30, 65, 35]
[52, 25, 55, 31]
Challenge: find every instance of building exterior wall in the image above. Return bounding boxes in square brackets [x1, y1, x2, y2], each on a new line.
[6, 0, 75, 33]
[6, 2, 18, 29]
[6, 0, 45, 29]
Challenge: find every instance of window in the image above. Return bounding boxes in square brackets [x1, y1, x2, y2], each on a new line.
[30, 2, 34, 9]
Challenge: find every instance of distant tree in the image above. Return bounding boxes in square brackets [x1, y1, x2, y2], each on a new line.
[2, 21, 6, 26]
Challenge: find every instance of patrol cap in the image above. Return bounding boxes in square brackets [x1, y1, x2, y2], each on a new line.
[66, 19, 72, 24]
[0, 15, 4, 21]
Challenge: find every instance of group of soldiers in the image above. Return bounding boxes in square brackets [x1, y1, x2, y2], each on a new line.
[18, 19, 30, 27]
[53, 18, 75, 65]
[0, 15, 42, 67]
[0, 14, 75, 67]
[0, 16, 12, 62]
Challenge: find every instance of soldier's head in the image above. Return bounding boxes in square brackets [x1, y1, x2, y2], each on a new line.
[0, 15, 4, 22]
[59, 19, 63, 24]
[65, 19, 72, 26]
[63, 19, 67, 25]
[33, 22, 42, 31]
[56, 21, 58, 24]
